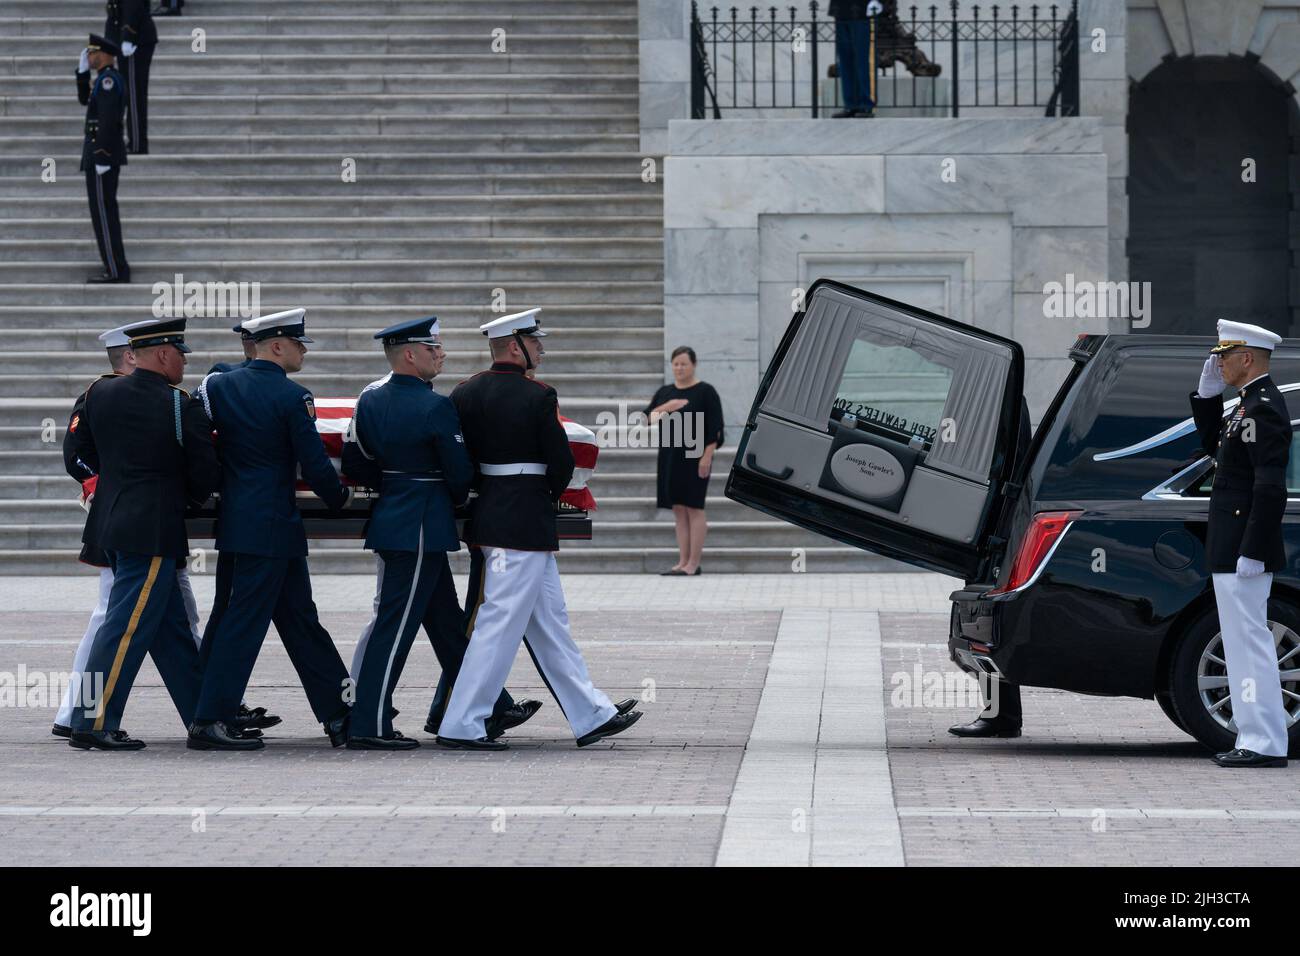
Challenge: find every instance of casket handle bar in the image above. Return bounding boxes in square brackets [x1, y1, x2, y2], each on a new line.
[746, 453, 793, 480]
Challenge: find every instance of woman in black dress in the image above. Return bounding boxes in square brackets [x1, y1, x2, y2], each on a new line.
[643, 346, 725, 575]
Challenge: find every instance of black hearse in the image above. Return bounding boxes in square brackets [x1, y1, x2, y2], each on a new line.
[726, 279, 1299, 754]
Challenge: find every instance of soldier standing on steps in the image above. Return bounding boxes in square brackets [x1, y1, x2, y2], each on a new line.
[104, 0, 157, 154]
[77, 35, 130, 284]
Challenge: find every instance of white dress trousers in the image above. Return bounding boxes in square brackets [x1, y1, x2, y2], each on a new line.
[438, 548, 615, 741]
[1211, 571, 1289, 757]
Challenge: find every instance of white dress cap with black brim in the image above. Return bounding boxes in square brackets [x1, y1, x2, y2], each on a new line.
[1210, 319, 1283, 354]
[98, 319, 154, 350]
[242, 308, 313, 344]
[127, 317, 191, 353]
[479, 308, 545, 339]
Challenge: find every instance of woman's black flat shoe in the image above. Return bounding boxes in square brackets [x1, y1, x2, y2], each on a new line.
[659, 568, 687, 576]
[690, 567, 702, 576]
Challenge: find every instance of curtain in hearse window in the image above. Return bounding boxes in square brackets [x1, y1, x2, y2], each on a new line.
[761, 289, 1012, 485]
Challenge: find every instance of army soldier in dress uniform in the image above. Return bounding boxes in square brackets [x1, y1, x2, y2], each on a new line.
[67, 318, 220, 750]
[207, 321, 256, 374]
[338, 317, 475, 749]
[104, 0, 156, 154]
[1190, 320, 1293, 767]
[77, 35, 130, 284]
[189, 309, 354, 751]
[435, 309, 643, 750]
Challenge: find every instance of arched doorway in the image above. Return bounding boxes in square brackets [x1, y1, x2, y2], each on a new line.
[1128, 57, 1299, 336]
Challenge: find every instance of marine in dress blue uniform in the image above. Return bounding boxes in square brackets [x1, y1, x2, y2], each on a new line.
[337, 318, 473, 748]
[67, 318, 220, 750]
[189, 309, 353, 751]
[434, 309, 643, 750]
[1189, 320, 1293, 767]
[103, 0, 156, 154]
[77, 35, 130, 284]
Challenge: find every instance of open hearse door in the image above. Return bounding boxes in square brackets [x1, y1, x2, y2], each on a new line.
[725, 279, 1026, 580]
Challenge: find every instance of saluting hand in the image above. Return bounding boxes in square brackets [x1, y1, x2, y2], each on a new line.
[1197, 357, 1225, 398]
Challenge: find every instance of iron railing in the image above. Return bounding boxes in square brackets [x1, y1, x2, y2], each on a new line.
[689, 0, 1079, 118]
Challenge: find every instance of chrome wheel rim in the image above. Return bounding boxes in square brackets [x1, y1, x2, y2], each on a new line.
[1198, 620, 1300, 733]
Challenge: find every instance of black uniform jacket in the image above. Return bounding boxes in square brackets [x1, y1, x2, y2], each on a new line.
[1189, 373, 1292, 573]
[64, 372, 120, 567]
[451, 361, 574, 552]
[76, 369, 220, 560]
[78, 66, 127, 171]
[105, 0, 159, 47]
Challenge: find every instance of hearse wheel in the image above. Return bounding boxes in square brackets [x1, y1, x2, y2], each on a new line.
[1167, 599, 1300, 757]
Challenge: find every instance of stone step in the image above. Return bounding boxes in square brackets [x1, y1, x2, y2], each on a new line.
[0, 195, 662, 218]
[0, 260, 665, 284]
[2, 53, 639, 77]
[9, 132, 641, 155]
[0, 35, 640, 56]
[0, 215, 664, 240]
[0, 546, 902, 575]
[0, 236, 663, 262]
[3, 15, 639, 38]
[0, 369, 664, 398]
[0, 280, 664, 306]
[6, 73, 639, 96]
[0, 347, 661, 376]
[0, 113, 640, 135]
[0, 394, 660, 429]
[4, 1, 636, 16]
[0, 323, 663, 349]
[0, 174, 663, 198]
[0, 306, 665, 331]
[0, 150, 648, 175]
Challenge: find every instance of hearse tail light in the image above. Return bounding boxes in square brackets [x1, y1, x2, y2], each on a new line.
[987, 510, 1082, 595]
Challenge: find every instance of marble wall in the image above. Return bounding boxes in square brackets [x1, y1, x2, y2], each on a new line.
[663, 117, 1111, 428]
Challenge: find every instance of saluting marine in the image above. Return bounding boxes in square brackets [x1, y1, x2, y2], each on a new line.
[77, 34, 130, 284]
[189, 309, 354, 751]
[1190, 319, 1293, 767]
[435, 309, 642, 750]
[103, 0, 156, 154]
[66, 318, 220, 750]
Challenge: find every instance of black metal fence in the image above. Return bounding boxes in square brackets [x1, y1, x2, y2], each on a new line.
[690, 0, 1079, 119]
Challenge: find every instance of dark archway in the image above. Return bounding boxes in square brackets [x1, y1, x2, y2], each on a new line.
[1128, 56, 1299, 336]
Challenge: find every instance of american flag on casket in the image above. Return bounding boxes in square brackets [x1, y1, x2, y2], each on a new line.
[309, 398, 599, 511]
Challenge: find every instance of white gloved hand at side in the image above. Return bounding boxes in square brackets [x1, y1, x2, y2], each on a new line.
[1236, 555, 1266, 578]
[1197, 357, 1225, 398]
[94, 164, 110, 175]
[120, 40, 137, 57]
[78, 49, 90, 73]
[866, 1, 884, 15]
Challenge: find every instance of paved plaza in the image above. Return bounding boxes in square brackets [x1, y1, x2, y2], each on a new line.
[1, 572, 1297, 866]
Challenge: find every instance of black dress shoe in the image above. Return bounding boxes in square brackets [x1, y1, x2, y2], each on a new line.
[947, 716, 1022, 738]
[576, 710, 642, 748]
[1214, 748, 1287, 768]
[236, 704, 282, 730]
[832, 109, 857, 118]
[51, 723, 72, 739]
[86, 272, 130, 284]
[486, 698, 543, 740]
[69, 729, 146, 750]
[347, 730, 420, 750]
[613, 698, 637, 716]
[186, 721, 264, 751]
[436, 735, 508, 751]
[323, 712, 350, 748]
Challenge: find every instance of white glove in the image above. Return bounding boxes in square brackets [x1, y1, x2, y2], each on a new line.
[94, 164, 110, 175]
[78, 49, 90, 73]
[120, 40, 136, 57]
[1197, 357, 1225, 398]
[866, 1, 884, 14]
[1236, 556, 1265, 578]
